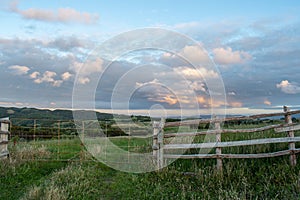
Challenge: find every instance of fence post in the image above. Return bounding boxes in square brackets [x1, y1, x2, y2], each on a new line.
[158, 118, 165, 170]
[284, 106, 296, 166]
[57, 120, 60, 160]
[0, 118, 10, 159]
[81, 121, 85, 162]
[153, 118, 165, 170]
[33, 119, 36, 141]
[153, 121, 159, 158]
[214, 116, 222, 171]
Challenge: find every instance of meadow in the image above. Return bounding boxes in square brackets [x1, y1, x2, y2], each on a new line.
[1, 122, 300, 200]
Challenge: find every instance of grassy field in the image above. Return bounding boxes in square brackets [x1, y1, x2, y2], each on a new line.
[1, 125, 300, 199]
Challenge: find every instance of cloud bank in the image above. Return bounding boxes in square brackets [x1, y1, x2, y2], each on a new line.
[10, 2, 99, 24]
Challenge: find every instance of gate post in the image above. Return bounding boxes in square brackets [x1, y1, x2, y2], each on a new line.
[153, 118, 165, 170]
[0, 118, 10, 159]
[214, 116, 222, 171]
[284, 106, 296, 166]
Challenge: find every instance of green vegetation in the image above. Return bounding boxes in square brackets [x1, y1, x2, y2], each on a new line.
[1, 106, 153, 138]
[1, 128, 300, 199]
[1, 107, 300, 199]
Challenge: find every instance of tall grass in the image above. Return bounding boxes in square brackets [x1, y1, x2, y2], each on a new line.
[1, 124, 300, 199]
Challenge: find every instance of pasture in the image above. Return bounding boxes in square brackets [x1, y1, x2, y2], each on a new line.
[1, 119, 300, 200]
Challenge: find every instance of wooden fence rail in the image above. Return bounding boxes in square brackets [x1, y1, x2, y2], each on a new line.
[153, 106, 300, 171]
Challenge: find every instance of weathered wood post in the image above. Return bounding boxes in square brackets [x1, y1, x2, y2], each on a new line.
[284, 106, 296, 166]
[0, 118, 10, 159]
[214, 116, 222, 171]
[153, 121, 159, 157]
[81, 121, 85, 162]
[57, 120, 61, 160]
[33, 119, 36, 141]
[153, 118, 165, 170]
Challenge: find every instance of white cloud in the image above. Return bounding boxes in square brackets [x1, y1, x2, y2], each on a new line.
[179, 45, 210, 64]
[52, 80, 63, 87]
[136, 79, 159, 88]
[228, 91, 236, 96]
[213, 47, 252, 65]
[33, 71, 63, 87]
[264, 99, 272, 106]
[30, 71, 40, 79]
[29, 71, 71, 87]
[9, 65, 30, 75]
[72, 57, 103, 75]
[10, 2, 99, 24]
[61, 72, 72, 81]
[188, 81, 207, 92]
[34, 71, 56, 83]
[78, 77, 90, 84]
[174, 66, 219, 79]
[276, 80, 300, 94]
[71, 57, 103, 84]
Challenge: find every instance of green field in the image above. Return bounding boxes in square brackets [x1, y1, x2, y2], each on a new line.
[1, 126, 300, 199]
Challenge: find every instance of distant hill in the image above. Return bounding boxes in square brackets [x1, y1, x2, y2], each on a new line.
[0, 107, 152, 137]
[1, 106, 299, 123]
[0, 107, 114, 121]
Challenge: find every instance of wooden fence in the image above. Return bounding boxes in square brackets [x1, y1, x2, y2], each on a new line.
[0, 118, 10, 159]
[153, 106, 300, 171]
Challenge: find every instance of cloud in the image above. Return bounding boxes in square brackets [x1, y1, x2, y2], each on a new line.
[197, 96, 206, 104]
[10, 2, 99, 24]
[188, 81, 207, 92]
[228, 91, 236, 96]
[30, 71, 40, 79]
[134, 78, 241, 109]
[213, 47, 252, 65]
[264, 99, 272, 106]
[229, 101, 243, 108]
[276, 80, 300, 94]
[61, 72, 72, 81]
[136, 79, 159, 88]
[47, 37, 89, 51]
[197, 96, 242, 108]
[34, 71, 56, 83]
[71, 57, 103, 84]
[78, 77, 90, 84]
[1, 19, 300, 111]
[148, 94, 178, 105]
[179, 45, 210, 64]
[8, 65, 30, 75]
[174, 66, 219, 79]
[33, 71, 63, 87]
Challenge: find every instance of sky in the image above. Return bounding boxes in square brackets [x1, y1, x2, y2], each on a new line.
[1, 0, 300, 116]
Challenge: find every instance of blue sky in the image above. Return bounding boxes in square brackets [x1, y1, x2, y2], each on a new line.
[1, 0, 300, 116]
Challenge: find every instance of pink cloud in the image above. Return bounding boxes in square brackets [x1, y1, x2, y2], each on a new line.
[10, 2, 99, 24]
[213, 47, 252, 65]
[8, 65, 30, 75]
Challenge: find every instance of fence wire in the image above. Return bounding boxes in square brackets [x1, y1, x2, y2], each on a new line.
[9, 118, 153, 163]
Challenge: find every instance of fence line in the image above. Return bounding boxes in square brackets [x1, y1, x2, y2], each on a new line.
[2, 106, 300, 169]
[5, 119, 153, 163]
[153, 106, 300, 171]
[164, 109, 300, 127]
